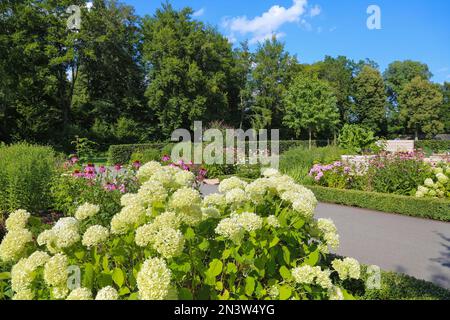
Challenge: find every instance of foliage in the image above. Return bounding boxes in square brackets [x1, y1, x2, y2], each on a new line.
[352, 66, 387, 134]
[71, 136, 98, 163]
[0, 165, 366, 300]
[131, 149, 161, 165]
[51, 163, 139, 224]
[251, 36, 299, 131]
[358, 266, 450, 300]
[283, 74, 339, 148]
[0, 143, 58, 213]
[416, 140, 450, 153]
[415, 165, 450, 199]
[280, 146, 349, 184]
[308, 185, 450, 222]
[338, 124, 378, 154]
[108, 143, 169, 165]
[398, 77, 444, 139]
[142, 3, 238, 139]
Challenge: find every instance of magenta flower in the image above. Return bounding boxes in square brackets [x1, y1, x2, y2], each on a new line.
[72, 170, 83, 178]
[70, 156, 79, 165]
[84, 166, 96, 180]
[114, 164, 122, 171]
[99, 165, 106, 174]
[162, 155, 171, 162]
[133, 161, 141, 170]
[119, 184, 126, 193]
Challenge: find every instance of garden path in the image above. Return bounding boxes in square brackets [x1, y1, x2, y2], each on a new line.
[200, 185, 450, 289]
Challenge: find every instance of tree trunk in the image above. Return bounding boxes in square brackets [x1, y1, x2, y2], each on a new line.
[308, 128, 312, 150]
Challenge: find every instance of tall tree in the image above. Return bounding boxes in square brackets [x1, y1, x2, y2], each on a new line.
[315, 56, 354, 124]
[398, 77, 444, 140]
[442, 82, 450, 133]
[352, 66, 387, 134]
[283, 74, 339, 149]
[142, 4, 237, 139]
[251, 36, 298, 131]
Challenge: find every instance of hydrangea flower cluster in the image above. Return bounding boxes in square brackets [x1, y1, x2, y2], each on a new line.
[0, 210, 33, 262]
[331, 258, 361, 280]
[415, 166, 450, 199]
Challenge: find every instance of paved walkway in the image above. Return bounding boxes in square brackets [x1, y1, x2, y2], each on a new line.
[200, 185, 450, 289]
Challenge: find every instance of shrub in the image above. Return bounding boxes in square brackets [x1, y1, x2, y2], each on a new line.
[130, 148, 161, 164]
[51, 163, 139, 225]
[415, 165, 450, 199]
[416, 140, 450, 153]
[338, 124, 378, 154]
[280, 146, 348, 184]
[0, 143, 58, 213]
[0, 166, 365, 300]
[308, 185, 450, 222]
[359, 266, 450, 300]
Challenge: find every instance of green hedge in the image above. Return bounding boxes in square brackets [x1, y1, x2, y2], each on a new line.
[307, 185, 450, 222]
[416, 140, 450, 153]
[361, 268, 450, 300]
[108, 143, 172, 164]
[108, 140, 330, 164]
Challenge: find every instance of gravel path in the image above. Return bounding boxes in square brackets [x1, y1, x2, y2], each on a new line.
[200, 184, 450, 289]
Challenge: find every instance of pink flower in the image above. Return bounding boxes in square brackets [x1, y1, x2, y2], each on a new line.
[114, 164, 122, 171]
[99, 165, 106, 174]
[162, 155, 171, 162]
[70, 156, 79, 165]
[72, 170, 83, 178]
[133, 161, 141, 170]
[104, 183, 117, 192]
[119, 184, 126, 193]
[84, 166, 96, 180]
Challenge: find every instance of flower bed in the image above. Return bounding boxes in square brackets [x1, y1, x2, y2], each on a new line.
[309, 152, 448, 198]
[0, 164, 368, 300]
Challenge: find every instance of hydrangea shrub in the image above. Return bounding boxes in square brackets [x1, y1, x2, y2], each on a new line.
[415, 165, 450, 199]
[0, 162, 362, 300]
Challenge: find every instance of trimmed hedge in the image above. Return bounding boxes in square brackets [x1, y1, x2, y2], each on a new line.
[307, 185, 450, 222]
[416, 140, 450, 153]
[361, 268, 450, 300]
[108, 140, 330, 164]
[108, 143, 172, 164]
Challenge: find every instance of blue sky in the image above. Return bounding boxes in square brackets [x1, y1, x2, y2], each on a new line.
[122, 0, 450, 83]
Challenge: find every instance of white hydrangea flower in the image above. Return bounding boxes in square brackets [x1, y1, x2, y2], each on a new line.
[332, 258, 361, 280]
[174, 170, 195, 187]
[26, 251, 50, 270]
[66, 287, 93, 300]
[245, 179, 269, 204]
[11, 259, 34, 294]
[292, 265, 317, 285]
[111, 203, 147, 235]
[44, 254, 68, 287]
[292, 200, 316, 218]
[203, 193, 226, 208]
[178, 206, 203, 226]
[137, 258, 172, 300]
[262, 168, 280, 178]
[135, 223, 160, 247]
[170, 188, 201, 210]
[266, 215, 281, 228]
[150, 169, 176, 189]
[154, 211, 181, 229]
[12, 289, 34, 300]
[0, 228, 33, 262]
[219, 177, 248, 193]
[95, 286, 119, 300]
[153, 227, 185, 259]
[292, 265, 332, 289]
[137, 180, 168, 207]
[120, 193, 139, 207]
[52, 286, 69, 299]
[137, 161, 162, 182]
[436, 173, 448, 184]
[75, 203, 100, 221]
[52, 217, 80, 249]
[328, 286, 344, 300]
[424, 178, 435, 188]
[317, 219, 340, 250]
[82, 225, 110, 248]
[5, 209, 30, 231]
[225, 188, 248, 205]
[236, 212, 263, 232]
[215, 217, 245, 243]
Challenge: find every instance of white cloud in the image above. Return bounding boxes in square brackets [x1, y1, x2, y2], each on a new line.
[309, 5, 321, 17]
[222, 0, 309, 44]
[193, 8, 206, 17]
